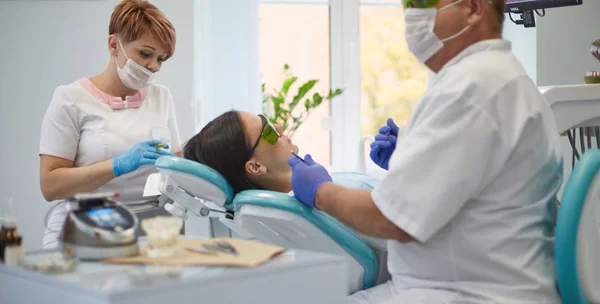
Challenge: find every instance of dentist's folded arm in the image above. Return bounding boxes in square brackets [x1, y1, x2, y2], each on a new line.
[288, 154, 414, 243]
[316, 182, 414, 243]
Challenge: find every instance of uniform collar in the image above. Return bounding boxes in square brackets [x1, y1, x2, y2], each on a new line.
[78, 78, 148, 109]
[434, 39, 512, 79]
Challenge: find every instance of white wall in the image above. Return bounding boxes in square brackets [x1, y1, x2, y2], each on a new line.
[503, 20, 537, 84]
[193, 0, 261, 130]
[0, 0, 194, 251]
[503, 1, 600, 200]
[504, 1, 600, 85]
[536, 2, 600, 86]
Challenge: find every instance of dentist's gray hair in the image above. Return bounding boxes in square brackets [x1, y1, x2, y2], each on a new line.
[463, 0, 506, 33]
[488, 0, 506, 33]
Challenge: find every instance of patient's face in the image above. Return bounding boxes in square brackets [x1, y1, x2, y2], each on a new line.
[239, 111, 299, 175]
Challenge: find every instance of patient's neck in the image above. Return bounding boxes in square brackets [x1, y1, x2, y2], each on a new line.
[258, 171, 293, 193]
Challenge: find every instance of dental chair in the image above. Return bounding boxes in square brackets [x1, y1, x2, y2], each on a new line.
[152, 156, 389, 294]
[542, 84, 600, 303]
[555, 149, 600, 304]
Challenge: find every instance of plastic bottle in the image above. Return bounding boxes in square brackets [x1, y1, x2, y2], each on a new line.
[0, 198, 15, 263]
[0, 228, 5, 262]
[3, 217, 23, 266]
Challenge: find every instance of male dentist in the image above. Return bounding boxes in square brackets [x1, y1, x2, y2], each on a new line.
[287, 0, 563, 303]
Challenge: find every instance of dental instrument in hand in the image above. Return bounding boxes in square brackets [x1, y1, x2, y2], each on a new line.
[291, 151, 305, 162]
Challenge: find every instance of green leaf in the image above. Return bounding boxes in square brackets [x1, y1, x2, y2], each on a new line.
[312, 93, 323, 107]
[272, 94, 285, 108]
[326, 87, 344, 99]
[259, 63, 346, 139]
[292, 79, 318, 109]
[282, 76, 298, 96]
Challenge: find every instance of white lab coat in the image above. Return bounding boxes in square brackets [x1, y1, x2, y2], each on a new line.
[40, 78, 182, 248]
[350, 39, 563, 303]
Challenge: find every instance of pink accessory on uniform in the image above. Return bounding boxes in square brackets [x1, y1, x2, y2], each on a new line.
[78, 78, 148, 109]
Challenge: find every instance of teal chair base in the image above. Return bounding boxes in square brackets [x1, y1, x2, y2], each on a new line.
[555, 149, 600, 304]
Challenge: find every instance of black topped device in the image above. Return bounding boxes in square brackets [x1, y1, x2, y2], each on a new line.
[506, 0, 583, 28]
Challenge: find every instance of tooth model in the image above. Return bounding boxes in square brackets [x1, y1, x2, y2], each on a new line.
[585, 40, 600, 84]
[141, 216, 184, 258]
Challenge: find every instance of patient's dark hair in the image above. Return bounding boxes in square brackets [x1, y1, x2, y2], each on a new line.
[183, 110, 254, 193]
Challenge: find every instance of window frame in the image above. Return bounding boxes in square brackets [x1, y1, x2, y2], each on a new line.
[330, 0, 361, 172]
[260, 0, 406, 172]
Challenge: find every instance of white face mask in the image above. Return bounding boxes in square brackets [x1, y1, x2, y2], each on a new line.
[404, 0, 471, 64]
[115, 38, 156, 90]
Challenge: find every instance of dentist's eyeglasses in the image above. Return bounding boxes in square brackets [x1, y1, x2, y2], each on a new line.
[402, 0, 440, 8]
[402, 0, 481, 9]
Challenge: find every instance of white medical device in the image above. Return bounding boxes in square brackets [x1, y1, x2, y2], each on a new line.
[541, 84, 600, 169]
[541, 84, 600, 134]
[61, 193, 139, 260]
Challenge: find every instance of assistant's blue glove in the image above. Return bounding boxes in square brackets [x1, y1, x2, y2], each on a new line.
[112, 139, 173, 177]
[288, 154, 333, 208]
[369, 118, 399, 170]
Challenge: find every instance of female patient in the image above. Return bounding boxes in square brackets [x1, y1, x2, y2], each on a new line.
[183, 110, 299, 193]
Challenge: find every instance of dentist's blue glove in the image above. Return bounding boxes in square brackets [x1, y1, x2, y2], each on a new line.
[369, 118, 399, 170]
[288, 154, 333, 208]
[112, 139, 173, 177]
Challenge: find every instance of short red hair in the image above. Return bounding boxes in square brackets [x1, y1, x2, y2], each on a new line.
[109, 0, 176, 60]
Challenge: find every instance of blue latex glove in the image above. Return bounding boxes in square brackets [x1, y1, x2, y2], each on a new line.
[288, 154, 333, 208]
[112, 139, 173, 177]
[369, 118, 399, 170]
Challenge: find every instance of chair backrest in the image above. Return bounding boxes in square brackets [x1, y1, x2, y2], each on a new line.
[232, 189, 378, 290]
[555, 149, 600, 304]
[230, 171, 381, 290]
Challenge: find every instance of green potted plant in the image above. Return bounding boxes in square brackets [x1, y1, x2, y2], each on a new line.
[262, 64, 344, 137]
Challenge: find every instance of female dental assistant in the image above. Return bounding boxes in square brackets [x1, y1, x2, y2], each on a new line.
[39, 0, 181, 249]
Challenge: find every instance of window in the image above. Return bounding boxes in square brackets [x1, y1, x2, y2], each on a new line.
[259, 3, 332, 165]
[199, 0, 429, 172]
[359, 1, 428, 137]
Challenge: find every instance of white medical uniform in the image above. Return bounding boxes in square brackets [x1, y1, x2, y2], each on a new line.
[40, 78, 182, 248]
[350, 40, 563, 303]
